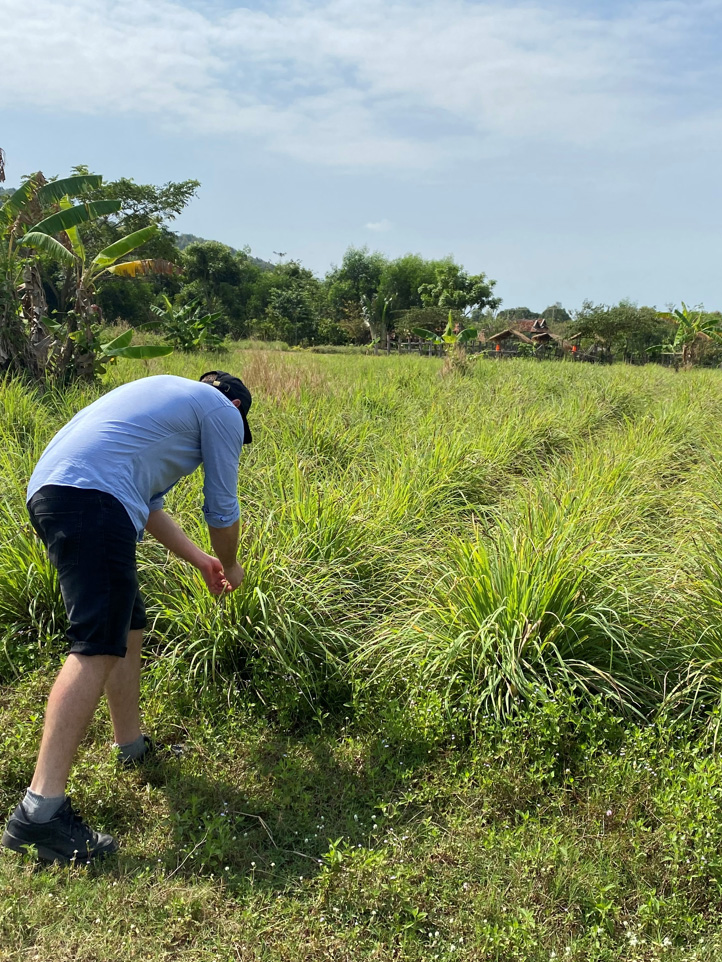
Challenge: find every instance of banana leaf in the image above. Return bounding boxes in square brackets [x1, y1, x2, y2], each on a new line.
[106, 258, 180, 277]
[40, 316, 66, 333]
[29, 200, 121, 237]
[92, 225, 158, 269]
[457, 327, 478, 343]
[2, 173, 103, 225]
[412, 327, 441, 343]
[18, 231, 77, 267]
[100, 329, 133, 352]
[35, 175, 102, 206]
[1, 179, 39, 223]
[59, 197, 85, 260]
[102, 344, 173, 359]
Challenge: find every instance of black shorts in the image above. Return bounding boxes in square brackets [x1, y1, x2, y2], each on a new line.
[27, 485, 146, 658]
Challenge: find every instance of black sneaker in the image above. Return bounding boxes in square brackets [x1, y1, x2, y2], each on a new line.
[1, 799, 118, 864]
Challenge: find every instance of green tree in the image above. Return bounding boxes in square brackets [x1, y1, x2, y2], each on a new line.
[316, 315, 349, 345]
[326, 246, 387, 307]
[574, 300, 671, 358]
[257, 261, 323, 345]
[70, 167, 199, 261]
[419, 262, 500, 316]
[325, 246, 387, 342]
[181, 241, 262, 337]
[377, 254, 438, 314]
[496, 307, 540, 322]
[541, 303, 570, 324]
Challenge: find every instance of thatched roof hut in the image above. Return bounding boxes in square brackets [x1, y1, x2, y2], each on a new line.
[487, 329, 534, 344]
[488, 316, 550, 345]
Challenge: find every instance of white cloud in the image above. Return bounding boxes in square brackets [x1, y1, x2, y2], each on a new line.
[1, 0, 721, 169]
[366, 219, 393, 232]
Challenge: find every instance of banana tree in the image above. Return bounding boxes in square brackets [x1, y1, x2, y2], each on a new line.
[360, 293, 393, 354]
[658, 303, 722, 368]
[151, 295, 224, 352]
[3, 170, 173, 379]
[2, 172, 104, 373]
[412, 311, 478, 355]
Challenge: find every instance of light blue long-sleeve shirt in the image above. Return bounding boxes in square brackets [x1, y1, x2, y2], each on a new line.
[28, 375, 244, 538]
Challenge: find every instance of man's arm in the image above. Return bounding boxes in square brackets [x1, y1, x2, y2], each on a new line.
[145, 509, 242, 594]
[208, 521, 244, 590]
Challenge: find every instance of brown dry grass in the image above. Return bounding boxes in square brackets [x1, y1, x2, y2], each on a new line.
[234, 351, 328, 402]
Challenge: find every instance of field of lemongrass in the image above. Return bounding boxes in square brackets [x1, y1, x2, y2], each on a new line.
[3, 350, 722, 961]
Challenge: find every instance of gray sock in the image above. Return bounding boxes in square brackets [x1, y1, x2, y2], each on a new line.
[23, 789, 66, 823]
[116, 734, 147, 763]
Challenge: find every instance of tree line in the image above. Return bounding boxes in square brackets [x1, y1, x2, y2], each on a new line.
[2, 157, 720, 381]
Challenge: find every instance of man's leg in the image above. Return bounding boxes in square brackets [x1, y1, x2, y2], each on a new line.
[30, 653, 117, 797]
[3, 652, 119, 862]
[104, 629, 143, 747]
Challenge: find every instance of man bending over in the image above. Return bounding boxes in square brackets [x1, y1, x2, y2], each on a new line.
[2, 371, 252, 863]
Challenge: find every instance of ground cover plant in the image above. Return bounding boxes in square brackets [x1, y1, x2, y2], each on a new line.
[3, 351, 722, 959]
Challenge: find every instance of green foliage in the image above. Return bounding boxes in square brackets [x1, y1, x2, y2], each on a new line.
[660, 302, 722, 367]
[151, 295, 224, 352]
[377, 253, 438, 315]
[1, 162, 177, 381]
[262, 266, 322, 346]
[575, 299, 672, 358]
[180, 240, 266, 338]
[326, 245, 387, 310]
[67, 166, 198, 263]
[412, 312, 478, 346]
[41, 167, 195, 329]
[541, 302, 571, 323]
[419, 261, 500, 315]
[496, 306, 541, 322]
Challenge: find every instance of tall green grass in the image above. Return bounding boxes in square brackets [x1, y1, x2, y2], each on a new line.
[3, 356, 722, 729]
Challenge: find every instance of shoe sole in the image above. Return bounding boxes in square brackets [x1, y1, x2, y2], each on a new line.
[1, 829, 118, 864]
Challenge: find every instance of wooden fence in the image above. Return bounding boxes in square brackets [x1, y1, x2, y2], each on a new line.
[380, 340, 696, 367]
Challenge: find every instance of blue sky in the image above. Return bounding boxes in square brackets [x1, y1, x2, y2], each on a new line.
[2, 0, 721, 312]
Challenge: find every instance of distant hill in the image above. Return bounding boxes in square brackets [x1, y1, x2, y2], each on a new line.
[175, 233, 274, 271]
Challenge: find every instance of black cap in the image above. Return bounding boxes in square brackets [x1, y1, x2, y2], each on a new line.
[200, 371, 253, 444]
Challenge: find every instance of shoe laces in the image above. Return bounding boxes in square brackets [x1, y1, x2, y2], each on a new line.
[63, 801, 97, 842]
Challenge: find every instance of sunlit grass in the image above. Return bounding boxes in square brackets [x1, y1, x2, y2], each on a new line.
[6, 355, 722, 958]
[3, 355, 722, 721]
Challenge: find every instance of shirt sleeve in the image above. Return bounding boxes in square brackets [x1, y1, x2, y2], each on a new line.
[199, 406, 243, 528]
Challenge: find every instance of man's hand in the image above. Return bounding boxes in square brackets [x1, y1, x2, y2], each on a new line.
[197, 554, 233, 595]
[145, 511, 244, 596]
